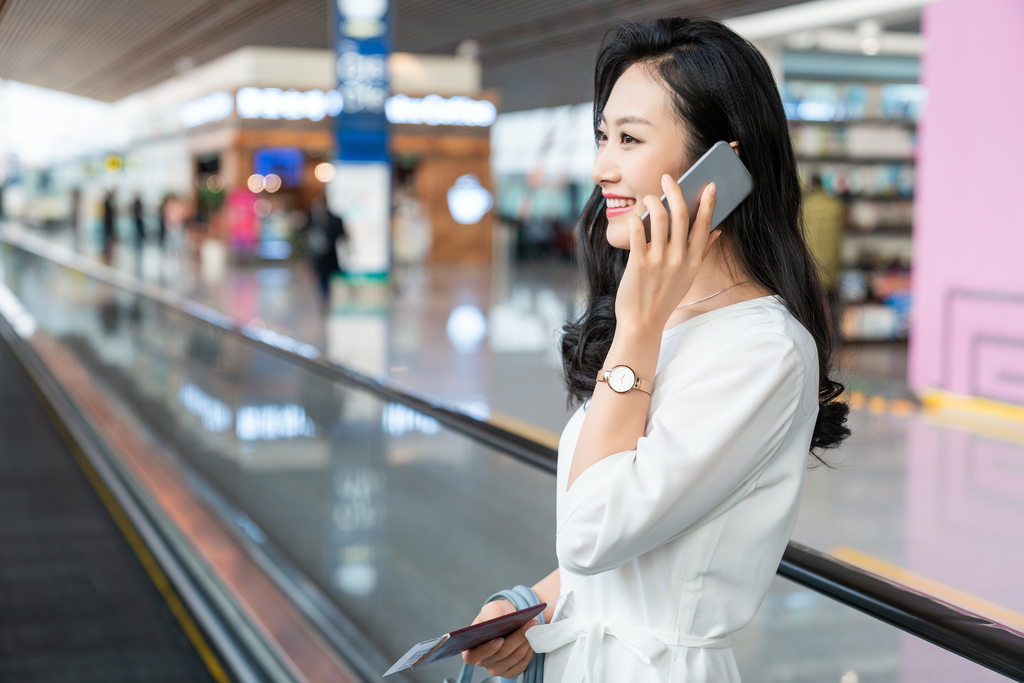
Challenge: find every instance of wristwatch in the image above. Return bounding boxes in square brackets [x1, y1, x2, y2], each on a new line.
[597, 365, 653, 395]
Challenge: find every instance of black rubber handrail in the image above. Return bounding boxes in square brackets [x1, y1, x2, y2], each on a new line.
[3, 226, 1023, 681]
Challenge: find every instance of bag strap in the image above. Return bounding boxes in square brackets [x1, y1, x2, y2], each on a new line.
[444, 586, 546, 683]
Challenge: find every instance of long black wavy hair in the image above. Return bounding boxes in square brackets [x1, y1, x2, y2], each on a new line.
[560, 17, 850, 459]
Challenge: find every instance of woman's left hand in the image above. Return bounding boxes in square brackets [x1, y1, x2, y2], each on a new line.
[614, 175, 721, 332]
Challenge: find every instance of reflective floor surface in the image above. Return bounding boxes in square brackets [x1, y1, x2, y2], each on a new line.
[2, 227, 1020, 682]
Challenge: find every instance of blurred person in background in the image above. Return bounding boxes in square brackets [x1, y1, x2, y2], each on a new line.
[69, 187, 81, 251]
[460, 18, 850, 683]
[303, 192, 346, 301]
[131, 193, 146, 251]
[101, 189, 117, 265]
[801, 174, 843, 297]
[157, 194, 169, 249]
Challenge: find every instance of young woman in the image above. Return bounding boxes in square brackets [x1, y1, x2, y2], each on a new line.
[462, 17, 849, 683]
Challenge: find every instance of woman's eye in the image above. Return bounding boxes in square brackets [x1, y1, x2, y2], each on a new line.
[621, 133, 638, 144]
[595, 130, 608, 143]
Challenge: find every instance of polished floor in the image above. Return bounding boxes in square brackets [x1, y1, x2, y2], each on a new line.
[2, 226, 1021, 682]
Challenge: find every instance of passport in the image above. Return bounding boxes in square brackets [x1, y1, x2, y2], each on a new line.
[384, 602, 546, 676]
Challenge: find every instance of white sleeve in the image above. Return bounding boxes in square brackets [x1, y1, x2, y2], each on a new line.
[556, 332, 810, 576]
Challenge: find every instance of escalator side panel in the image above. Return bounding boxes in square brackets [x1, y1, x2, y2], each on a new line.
[0, 341, 222, 683]
[19, 329, 358, 683]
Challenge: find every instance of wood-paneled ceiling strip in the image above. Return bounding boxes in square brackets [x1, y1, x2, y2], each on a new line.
[70, 0, 275, 96]
[28, 0, 116, 83]
[75, 0, 325, 101]
[55, 0, 193, 88]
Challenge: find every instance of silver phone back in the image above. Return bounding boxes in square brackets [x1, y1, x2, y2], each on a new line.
[640, 140, 754, 242]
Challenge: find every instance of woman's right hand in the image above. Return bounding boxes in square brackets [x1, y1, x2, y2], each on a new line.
[460, 600, 539, 679]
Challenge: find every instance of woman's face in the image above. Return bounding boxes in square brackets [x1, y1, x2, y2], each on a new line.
[593, 63, 691, 250]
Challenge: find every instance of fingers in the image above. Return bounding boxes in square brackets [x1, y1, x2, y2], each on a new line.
[688, 183, 717, 261]
[660, 173, 688, 253]
[462, 618, 538, 667]
[462, 637, 505, 666]
[643, 192, 668, 250]
[485, 640, 534, 678]
[626, 213, 647, 256]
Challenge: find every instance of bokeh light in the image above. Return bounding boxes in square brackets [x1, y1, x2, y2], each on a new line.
[263, 173, 282, 193]
[314, 162, 336, 183]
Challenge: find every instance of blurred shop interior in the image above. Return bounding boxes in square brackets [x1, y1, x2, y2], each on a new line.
[0, 8, 927, 344]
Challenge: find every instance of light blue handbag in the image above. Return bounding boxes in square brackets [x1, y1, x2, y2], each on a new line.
[443, 585, 545, 683]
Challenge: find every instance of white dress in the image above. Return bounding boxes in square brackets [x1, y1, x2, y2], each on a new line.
[526, 296, 819, 683]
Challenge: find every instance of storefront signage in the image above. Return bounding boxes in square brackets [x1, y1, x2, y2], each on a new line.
[332, 0, 391, 279]
[385, 94, 497, 127]
[334, 0, 390, 162]
[237, 87, 344, 122]
[180, 88, 495, 129]
[179, 88, 343, 127]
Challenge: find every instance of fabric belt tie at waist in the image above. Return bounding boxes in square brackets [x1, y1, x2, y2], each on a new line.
[526, 618, 732, 683]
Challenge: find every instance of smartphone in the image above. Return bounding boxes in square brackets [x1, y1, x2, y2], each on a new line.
[640, 140, 754, 242]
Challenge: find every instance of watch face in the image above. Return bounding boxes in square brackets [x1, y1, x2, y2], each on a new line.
[608, 365, 636, 393]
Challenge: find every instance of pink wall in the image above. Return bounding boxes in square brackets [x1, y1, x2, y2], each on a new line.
[909, 0, 1024, 403]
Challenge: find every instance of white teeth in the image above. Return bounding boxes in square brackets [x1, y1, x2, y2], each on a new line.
[606, 198, 636, 209]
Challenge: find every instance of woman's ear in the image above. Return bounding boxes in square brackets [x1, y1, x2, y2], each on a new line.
[729, 141, 740, 157]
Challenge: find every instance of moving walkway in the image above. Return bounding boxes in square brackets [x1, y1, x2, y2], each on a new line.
[1, 225, 1021, 683]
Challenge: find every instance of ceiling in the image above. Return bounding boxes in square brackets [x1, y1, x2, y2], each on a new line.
[0, 0, 813, 112]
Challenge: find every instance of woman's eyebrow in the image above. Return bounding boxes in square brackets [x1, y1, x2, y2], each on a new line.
[617, 115, 653, 126]
[598, 114, 654, 127]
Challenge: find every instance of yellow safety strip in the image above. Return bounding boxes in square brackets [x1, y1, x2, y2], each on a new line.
[917, 388, 1024, 445]
[920, 388, 1024, 424]
[489, 410, 561, 450]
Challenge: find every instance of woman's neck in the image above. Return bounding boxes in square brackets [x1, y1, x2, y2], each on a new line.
[663, 245, 771, 330]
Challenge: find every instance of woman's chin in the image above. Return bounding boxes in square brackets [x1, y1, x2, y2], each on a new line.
[605, 224, 632, 250]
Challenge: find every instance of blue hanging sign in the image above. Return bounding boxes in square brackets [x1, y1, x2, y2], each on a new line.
[334, 0, 390, 163]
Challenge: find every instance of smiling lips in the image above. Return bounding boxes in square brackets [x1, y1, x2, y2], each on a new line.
[604, 194, 637, 217]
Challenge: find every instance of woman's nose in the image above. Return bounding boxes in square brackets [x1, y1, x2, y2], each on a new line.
[591, 148, 619, 186]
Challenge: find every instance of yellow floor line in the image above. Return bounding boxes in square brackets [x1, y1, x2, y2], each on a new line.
[920, 388, 1024, 424]
[830, 546, 1024, 634]
[489, 411, 561, 450]
[917, 389, 1024, 445]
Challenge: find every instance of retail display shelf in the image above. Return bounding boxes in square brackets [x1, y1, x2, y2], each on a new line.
[784, 80, 921, 344]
